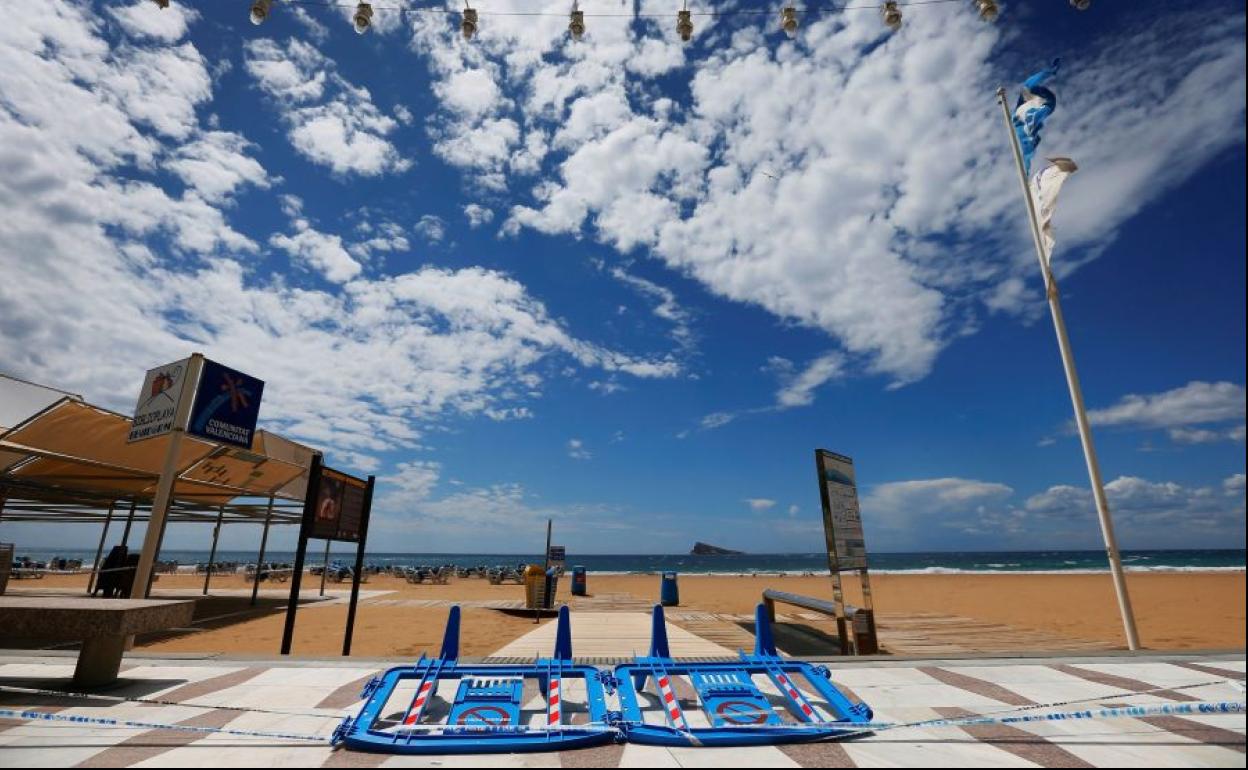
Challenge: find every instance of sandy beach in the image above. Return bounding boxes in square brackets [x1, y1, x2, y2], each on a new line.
[14, 569, 1244, 657]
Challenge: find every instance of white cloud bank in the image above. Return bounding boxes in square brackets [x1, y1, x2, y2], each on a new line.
[0, 0, 680, 461]
[244, 37, 411, 176]
[407, 4, 1246, 387]
[862, 473, 1246, 550]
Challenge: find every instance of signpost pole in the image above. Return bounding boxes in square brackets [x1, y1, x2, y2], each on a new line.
[815, 452, 849, 654]
[281, 453, 322, 655]
[544, 519, 552, 570]
[133, 353, 203, 598]
[342, 475, 375, 657]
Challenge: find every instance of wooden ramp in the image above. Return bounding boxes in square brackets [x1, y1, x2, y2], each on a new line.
[666, 610, 1116, 657]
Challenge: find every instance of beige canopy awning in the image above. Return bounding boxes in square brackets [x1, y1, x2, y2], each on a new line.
[0, 374, 317, 523]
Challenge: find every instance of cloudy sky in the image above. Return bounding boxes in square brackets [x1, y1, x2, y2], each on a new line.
[0, 0, 1243, 555]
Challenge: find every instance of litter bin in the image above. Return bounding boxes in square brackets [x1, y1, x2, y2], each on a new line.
[524, 564, 547, 609]
[660, 571, 679, 606]
[543, 567, 559, 609]
[571, 565, 587, 596]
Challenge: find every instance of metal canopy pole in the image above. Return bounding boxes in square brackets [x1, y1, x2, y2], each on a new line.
[120, 500, 138, 547]
[996, 88, 1140, 651]
[203, 503, 226, 595]
[133, 353, 204, 598]
[251, 496, 276, 606]
[87, 503, 115, 595]
[319, 540, 331, 596]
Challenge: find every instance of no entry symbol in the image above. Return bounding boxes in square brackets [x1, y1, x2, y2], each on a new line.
[456, 705, 512, 726]
[715, 700, 769, 725]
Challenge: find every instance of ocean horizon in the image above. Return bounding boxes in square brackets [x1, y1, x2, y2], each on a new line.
[14, 547, 1245, 575]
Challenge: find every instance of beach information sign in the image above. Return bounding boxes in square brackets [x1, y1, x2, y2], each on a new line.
[310, 466, 370, 543]
[127, 357, 192, 443]
[815, 449, 868, 571]
[187, 358, 265, 449]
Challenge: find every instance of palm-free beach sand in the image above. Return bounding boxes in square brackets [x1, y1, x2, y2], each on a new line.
[18, 569, 1245, 656]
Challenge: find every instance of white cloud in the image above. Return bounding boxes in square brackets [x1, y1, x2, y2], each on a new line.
[244, 38, 410, 176]
[270, 224, 362, 283]
[0, 2, 680, 461]
[700, 412, 735, 430]
[606, 265, 695, 350]
[464, 203, 495, 227]
[1087, 381, 1245, 430]
[773, 352, 844, 409]
[1024, 475, 1246, 544]
[1168, 425, 1246, 445]
[567, 438, 591, 460]
[413, 214, 448, 243]
[165, 130, 269, 202]
[109, 0, 198, 42]
[409, 5, 1246, 386]
[745, 498, 776, 511]
[377, 460, 442, 511]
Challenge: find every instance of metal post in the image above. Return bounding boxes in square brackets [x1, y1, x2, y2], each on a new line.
[319, 539, 331, 596]
[120, 500, 138, 547]
[996, 87, 1140, 650]
[281, 453, 322, 655]
[342, 476, 375, 656]
[133, 353, 204, 598]
[87, 503, 115, 595]
[250, 496, 275, 606]
[203, 504, 226, 595]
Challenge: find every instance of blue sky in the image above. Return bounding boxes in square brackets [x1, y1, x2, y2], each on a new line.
[0, 0, 1243, 555]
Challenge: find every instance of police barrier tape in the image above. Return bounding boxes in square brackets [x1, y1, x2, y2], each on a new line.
[1, 700, 1243, 744]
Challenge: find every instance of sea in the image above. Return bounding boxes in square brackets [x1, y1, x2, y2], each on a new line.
[14, 548, 1245, 575]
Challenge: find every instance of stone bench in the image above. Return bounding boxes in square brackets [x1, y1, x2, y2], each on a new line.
[0, 596, 195, 687]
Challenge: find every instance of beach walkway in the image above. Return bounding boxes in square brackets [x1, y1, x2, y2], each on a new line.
[487, 611, 734, 660]
[0, 649, 1242, 767]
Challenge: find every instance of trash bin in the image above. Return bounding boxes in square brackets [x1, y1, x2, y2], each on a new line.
[660, 571, 679, 606]
[543, 567, 559, 609]
[524, 564, 547, 609]
[571, 565, 587, 596]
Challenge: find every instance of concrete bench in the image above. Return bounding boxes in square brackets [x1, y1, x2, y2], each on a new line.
[0, 596, 195, 687]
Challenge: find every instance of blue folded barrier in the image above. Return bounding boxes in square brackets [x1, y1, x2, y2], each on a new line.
[611, 604, 873, 747]
[333, 605, 616, 754]
[334, 602, 872, 754]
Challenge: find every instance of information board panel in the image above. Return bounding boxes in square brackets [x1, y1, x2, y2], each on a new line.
[310, 466, 369, 542]
[815, 449, 868, 571]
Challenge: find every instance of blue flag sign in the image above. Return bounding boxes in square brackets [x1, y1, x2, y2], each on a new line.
[187, 358, 265, 449]
[1013, 59, 1061, 175]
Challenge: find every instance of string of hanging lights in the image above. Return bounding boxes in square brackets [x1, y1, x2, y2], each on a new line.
[167, 1, 1093, 39]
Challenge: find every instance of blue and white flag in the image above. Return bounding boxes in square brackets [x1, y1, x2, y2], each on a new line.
[1013, 59, 1061, 175]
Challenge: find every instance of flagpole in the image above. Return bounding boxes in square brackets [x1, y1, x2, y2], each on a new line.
[995, 87, 1141, 651]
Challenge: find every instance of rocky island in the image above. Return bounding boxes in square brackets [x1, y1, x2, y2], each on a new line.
[690, 541, 744, 556]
